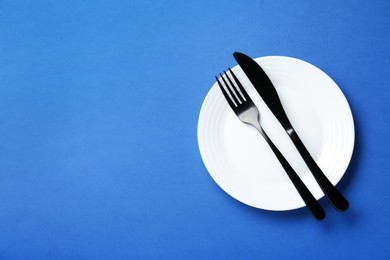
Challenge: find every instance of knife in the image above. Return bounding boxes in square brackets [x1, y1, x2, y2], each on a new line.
[233, 52, 349, 211]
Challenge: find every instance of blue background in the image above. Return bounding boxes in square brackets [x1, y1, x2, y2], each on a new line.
[0, 0, 389, 259]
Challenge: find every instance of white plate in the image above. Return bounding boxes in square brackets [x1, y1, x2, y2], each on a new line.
[198, 56, 354, 211]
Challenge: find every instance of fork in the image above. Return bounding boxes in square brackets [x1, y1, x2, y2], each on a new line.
[216, 68, 325, 220]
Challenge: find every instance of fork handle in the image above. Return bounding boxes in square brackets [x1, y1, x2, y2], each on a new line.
[258, 127, 325, 220]
[288, 129, 349, 211]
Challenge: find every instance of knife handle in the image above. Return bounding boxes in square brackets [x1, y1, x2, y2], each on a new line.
[258, 128, 325, 220]
[288, 129, 349, 211]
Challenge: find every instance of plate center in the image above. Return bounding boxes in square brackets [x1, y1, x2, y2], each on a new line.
[222, 87, 324, 185]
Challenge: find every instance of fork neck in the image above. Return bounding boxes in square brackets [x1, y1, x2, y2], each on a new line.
[239, 107, 262, 133]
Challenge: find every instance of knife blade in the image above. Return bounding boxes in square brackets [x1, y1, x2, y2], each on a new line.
[233, 52, 349, 211]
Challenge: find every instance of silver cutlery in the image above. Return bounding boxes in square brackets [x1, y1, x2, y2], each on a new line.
[233, 52, 349, 211]
[216, 69, 325, 220]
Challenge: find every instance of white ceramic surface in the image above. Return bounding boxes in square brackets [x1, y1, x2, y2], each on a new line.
[198, 56, 354, 210]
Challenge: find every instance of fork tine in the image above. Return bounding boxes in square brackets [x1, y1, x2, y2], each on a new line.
[228, 68, 251, 102]
[222, 71, 242, 104]
[219, 73, 241, 106]
[216, 76, 237, 110]
[224, 70, 245, 103]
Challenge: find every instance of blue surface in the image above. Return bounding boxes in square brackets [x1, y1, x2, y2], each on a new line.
[0, 0, 389, 259]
